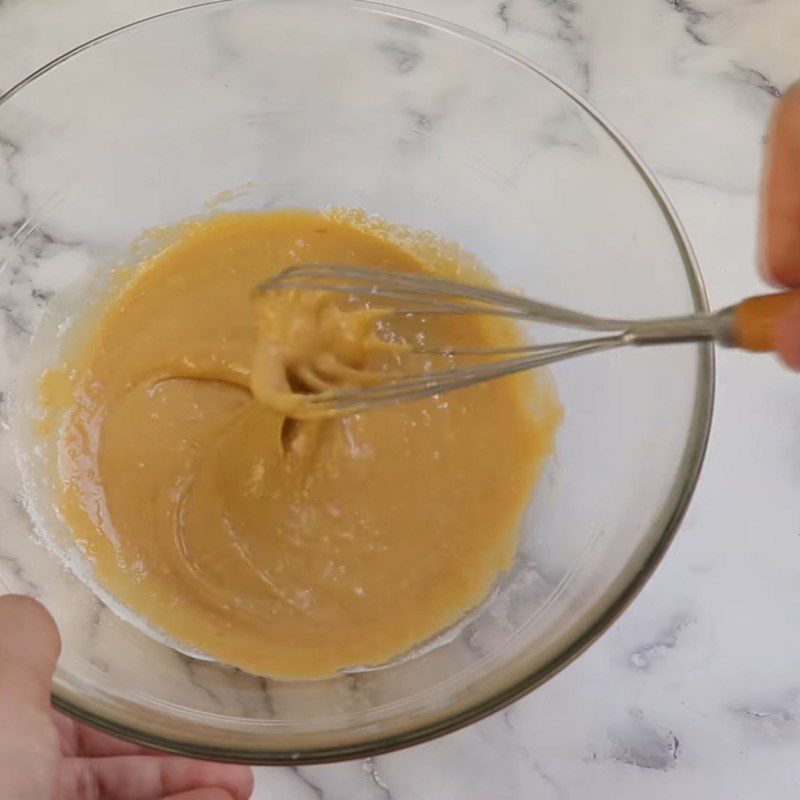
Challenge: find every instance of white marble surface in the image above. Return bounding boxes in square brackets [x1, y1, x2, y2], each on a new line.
[2, 0, 800, 797]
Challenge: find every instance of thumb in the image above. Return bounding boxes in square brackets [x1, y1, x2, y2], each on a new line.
[0, 596, 62, 800]
[0, 595, 60, 710]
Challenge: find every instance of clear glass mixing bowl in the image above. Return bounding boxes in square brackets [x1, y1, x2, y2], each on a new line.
[0, 0, 713, 763]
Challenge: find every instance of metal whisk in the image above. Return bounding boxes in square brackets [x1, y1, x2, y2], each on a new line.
[255, 265, 798, 416]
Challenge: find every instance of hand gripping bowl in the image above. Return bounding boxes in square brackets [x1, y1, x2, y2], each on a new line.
[0, 0, 713, 764]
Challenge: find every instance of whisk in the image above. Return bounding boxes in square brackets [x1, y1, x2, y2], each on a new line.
[255, 265, 798, 416]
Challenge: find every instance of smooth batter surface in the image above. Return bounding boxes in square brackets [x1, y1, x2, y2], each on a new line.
[38, 210, 560, 677]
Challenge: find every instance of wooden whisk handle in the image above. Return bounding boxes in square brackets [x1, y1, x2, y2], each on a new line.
[732, 291, 800, 352]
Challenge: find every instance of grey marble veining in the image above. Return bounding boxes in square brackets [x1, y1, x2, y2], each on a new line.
[1, 0, 799, 798]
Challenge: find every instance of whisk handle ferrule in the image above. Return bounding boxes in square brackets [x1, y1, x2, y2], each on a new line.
[623, 311, 732, 347]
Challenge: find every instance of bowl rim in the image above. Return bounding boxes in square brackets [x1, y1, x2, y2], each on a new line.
[0, 0, 715, 765]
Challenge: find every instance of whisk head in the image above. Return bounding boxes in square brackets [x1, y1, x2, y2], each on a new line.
[257, 264, 614, 322]
[253, 265, 622, 417]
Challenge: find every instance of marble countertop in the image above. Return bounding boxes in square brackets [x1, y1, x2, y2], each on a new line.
[2, 0, 800, 797]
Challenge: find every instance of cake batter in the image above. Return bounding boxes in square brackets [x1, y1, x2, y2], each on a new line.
[39, 210, 560, 677]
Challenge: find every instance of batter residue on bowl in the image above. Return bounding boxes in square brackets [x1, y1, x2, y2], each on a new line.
[36, 209, 560, 678]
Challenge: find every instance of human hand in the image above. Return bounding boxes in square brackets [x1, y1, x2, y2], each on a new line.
[0, 595, 254, 800]
[762, 82, 800, 368]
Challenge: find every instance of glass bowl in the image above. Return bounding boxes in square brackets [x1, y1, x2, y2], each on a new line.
[0, 0, 713, 764]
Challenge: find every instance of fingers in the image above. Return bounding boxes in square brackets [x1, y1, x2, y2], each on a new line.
[58, 754, 254, 800]
[0, 595, 60, 710]
[163, 791, 235, 800]
[775, 295, 800, 369]
[53, 712, 165, 758]
[761, 82, 800, 286]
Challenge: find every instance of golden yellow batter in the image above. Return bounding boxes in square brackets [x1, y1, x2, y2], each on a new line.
[250, 288, 403, 417]
[38, 210, 560, 678]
